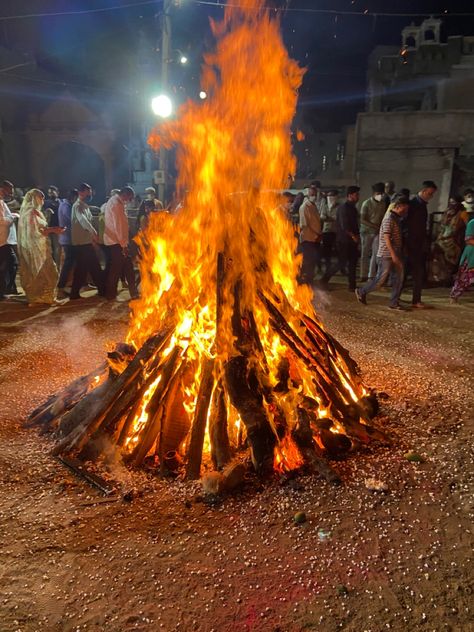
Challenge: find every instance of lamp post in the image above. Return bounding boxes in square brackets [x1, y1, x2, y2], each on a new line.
[158, 0, 172, 203]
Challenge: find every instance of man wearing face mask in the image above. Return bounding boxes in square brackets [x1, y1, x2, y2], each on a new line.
[321, 185, 360, 291]
[359, 183, 386, 282]
[70, 183, 105, 300]
[298, 184, 322, 285]
[462, 188, 474, 220]
[403, 180, 437, 308]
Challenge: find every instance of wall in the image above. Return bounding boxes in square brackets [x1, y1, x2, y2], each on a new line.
[354, 111, 474, 211]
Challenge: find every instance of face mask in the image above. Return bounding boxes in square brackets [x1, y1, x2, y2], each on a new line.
[465, 196, 474, 204]
[85, 195, 93, 203]
[147, 194, 154, 200]
[308, 195, 316, 203]
[374, 194, 383, 202]
[328, 196, 337, 204]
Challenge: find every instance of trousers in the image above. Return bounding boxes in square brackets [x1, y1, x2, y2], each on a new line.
[104, 244, 138, 300]
[360, 257, 404, 307]
[70, 244, 105, 298]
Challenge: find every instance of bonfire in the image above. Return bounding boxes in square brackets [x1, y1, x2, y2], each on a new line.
[27, 0, 386, 487]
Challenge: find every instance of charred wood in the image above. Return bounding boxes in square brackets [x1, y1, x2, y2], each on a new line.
[224, 355, 276, 474]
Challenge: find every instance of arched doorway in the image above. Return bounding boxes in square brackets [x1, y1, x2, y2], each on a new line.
[42, 141, 106, 203]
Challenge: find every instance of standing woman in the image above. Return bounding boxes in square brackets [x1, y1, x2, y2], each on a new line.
[450, 217, 474, 303]
[17, 189, 65, 306]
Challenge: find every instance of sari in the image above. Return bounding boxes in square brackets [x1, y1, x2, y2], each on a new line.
[18, 190, 58, 305]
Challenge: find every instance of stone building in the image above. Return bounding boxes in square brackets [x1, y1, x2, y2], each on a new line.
[0, 46, 118, 201]
[354, 18, 474, 212]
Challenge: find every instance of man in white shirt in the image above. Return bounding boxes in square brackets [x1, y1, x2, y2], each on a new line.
[0, 180, 19, 300]
[70, 182, 105, 300]
[103, 186, 138, 300]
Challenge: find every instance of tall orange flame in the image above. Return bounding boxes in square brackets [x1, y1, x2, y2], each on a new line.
[121, 0, 367, 472]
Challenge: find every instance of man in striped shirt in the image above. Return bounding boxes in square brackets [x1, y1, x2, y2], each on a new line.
[355, 195, 409, 310]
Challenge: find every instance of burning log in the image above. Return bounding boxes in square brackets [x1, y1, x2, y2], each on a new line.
[209, 379, 232, 470]
[25, 364, 108, 431]
[130, 345, 183, 467]
[225, 355, 276, 474]
[292, 408, 341, 485]
[186, 357, 216, 479]
[52, 329, 172, 457]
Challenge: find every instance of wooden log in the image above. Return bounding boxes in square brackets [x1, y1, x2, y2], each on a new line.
[53, 329, 172, 456]
[25, 363, 107, 429]
[186, 357, 216, 480]
[157, 361, 192, 468]
[130, 346, 183, 467]
[292, 408, 341, 485]
[209, 379, 232, 470]
[224, 355, 276, 474]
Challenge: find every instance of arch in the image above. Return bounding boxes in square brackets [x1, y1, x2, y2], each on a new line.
[42, 141, 106, 202]
[405, 36, 417, 48]
[424, 29, 436, 42]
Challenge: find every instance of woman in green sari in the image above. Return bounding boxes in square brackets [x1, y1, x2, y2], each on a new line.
[17, 189, 65, 306]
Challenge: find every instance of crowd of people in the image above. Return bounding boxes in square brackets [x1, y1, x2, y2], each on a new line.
[1, 177, 473, 309]
[0, 180, 166, 307]
[291, 179, 474, 308]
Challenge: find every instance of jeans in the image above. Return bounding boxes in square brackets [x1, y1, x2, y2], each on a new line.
[104, 244, 138, 300]
[57, 245, 76, 289]
[360, 232, 376, 279]
[298, 241, 321, 285]
[360, 257, 404, 307]
[322, 240, 358, 290]
[369, 235, 379, 279]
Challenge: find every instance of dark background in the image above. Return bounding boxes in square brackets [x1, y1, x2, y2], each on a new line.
[1, 0, 473, 130]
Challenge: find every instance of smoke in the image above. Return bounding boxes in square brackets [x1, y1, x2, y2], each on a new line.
[95, 434, 134, 490]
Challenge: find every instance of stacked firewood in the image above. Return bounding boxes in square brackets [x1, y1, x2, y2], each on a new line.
[26, 280, 387, 485]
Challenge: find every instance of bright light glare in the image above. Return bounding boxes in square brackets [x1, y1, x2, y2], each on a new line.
[180, 55, 188, 64]
[199, 91, 207, 100]
[151, 94, 173, 118]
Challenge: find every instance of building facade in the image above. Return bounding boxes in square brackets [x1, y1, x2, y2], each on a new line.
[355, 18, 474, 211]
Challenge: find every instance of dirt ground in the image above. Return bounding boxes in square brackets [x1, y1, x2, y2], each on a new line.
[0, 283, 472, 632]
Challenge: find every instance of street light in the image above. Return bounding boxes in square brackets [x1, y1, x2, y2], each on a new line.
[151, 94, 173, 118]
[199, 91, 207, 100]
[179, 54, 188, 65]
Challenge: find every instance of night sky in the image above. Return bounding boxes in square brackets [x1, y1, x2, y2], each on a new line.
[1, 0, 473, 130]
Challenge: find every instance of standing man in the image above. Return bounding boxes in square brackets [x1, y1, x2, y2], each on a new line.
[43, 185, 61, 267]
[298, 184, 322, 285]
[70, 183, 104, 300]
[355, 195, 409, 310]
[404, 180, 437, 308]
[384, 181, 396, 208]
[104, 186, 138, 300]
[57, 189, 78, 298]
[0, 180, 19, 300]
[319, 189, 339, 274]
[321, 186, 360, 291]
[359, 182, 386, 282]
